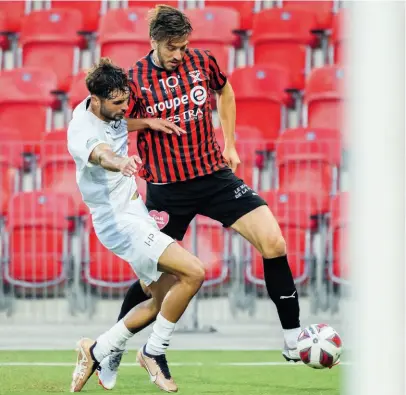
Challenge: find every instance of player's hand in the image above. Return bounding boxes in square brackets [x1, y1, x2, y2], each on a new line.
[119, 155, 142, 177]
[223, 145, 241, 173]
[145, 118, 186, 136]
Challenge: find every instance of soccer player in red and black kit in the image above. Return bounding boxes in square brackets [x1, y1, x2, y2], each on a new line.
[97, 5, 302, 390]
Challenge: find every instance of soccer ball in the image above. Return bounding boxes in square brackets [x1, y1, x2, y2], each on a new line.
[297, 324, 342, 369]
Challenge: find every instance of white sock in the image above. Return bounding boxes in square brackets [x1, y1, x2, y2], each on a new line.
[92, 319, 133, 362]
[145, 313, 176, 356]
[284, 327, 302, 349]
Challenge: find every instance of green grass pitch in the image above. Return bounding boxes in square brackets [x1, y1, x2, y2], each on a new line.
[0, 350, 340, 395]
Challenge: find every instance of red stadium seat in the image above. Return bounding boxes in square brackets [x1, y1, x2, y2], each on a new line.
[0, 130, 24, 216]
[39, 129, 88, 215]
[83, 221, 137, 289]
[330, 9, 347, 64]
[0, 11, 8, 58]
[327, 192, 348, 283]
[98, 7, 150, 69]
[247, 190, 317, 285]
[3, 191, 76, 288]
[251, 8, 317, 90]
[68, 70, 88, 110]
[281, 0, 337, 30]
[125, 0, 183, 9]
[0, 68, 57, 156]
[0, 1, 31, 35]
[214, 125, 266, 188]
[183, 7, 240, 74]
[48, 0, 108, 51]
[201, 0, 257, 31]
[48, 0, 107, 34]
[303, 65, 344, 130]
[230, 65, 291, 149]
[180, 216, 229, 287]
[19, 9, 83, 92]
[0, 160, 17, 216]
[0, 2, 32, 67]
[275, 127, 342, 213]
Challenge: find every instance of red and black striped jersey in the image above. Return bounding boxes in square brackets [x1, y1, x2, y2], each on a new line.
[127, 48, 229, 183]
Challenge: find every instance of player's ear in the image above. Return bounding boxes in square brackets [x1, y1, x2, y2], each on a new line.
[90, 94, 100, 107]
[151, 39, 158, 50]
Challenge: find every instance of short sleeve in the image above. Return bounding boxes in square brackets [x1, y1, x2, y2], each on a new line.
[126, 69, 148, 119]
[206, 50, 227, 91]
[67, 122, 107, 171]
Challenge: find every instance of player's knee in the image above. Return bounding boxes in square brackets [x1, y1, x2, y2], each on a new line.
[260, 234, 287, 259]
[148, 298, 161, 316]
[184, 257, 205, 290]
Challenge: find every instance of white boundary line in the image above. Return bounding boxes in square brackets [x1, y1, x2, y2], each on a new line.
[0, 361, 350, 367]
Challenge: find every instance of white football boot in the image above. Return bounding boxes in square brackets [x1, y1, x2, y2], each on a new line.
[96, 351, 124, 390]
[282, 342, 301, 363]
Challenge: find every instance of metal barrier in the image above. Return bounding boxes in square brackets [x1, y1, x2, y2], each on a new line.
[0, 136, 349, 326]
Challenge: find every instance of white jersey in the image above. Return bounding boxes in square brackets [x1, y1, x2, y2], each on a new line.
[67, 97, 137, 223]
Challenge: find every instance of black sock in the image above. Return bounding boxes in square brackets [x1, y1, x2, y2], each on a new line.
[263, 255, 300, 329]
[117, 280, 152, 321]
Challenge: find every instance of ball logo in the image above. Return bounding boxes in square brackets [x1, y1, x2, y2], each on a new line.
[190, 86, 207, 106]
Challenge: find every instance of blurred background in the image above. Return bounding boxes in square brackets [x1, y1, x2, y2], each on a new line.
[0, 0, 347, 350]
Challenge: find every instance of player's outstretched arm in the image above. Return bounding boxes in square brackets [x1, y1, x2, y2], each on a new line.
[89, 143, 141, 177]
[126, 117, 186, 136]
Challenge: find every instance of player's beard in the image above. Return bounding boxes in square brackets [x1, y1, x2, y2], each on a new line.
[100, 103, 123, 122]
[156, 46, 179, 72]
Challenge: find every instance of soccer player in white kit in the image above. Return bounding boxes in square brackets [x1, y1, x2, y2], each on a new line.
[68, 58, 205, 393]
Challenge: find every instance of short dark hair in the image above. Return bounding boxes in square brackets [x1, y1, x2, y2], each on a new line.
[148, 5, 192, 42]
[85, 58, 129, 100]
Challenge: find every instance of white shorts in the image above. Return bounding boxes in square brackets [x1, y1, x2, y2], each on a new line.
[93, 197, 174, 286]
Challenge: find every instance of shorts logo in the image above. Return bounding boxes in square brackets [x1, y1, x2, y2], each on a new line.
[234, 184, 252, 199]
[144, 233, 155, 247]
[149, 210, 170, 230]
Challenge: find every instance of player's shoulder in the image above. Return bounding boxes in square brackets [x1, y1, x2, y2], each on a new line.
[67, 100, 99, 138]
[128, 54, 150, 79]
[185, 47, 212, 60]
[183, 48, 214, 73]
[69, 105, 92, 127]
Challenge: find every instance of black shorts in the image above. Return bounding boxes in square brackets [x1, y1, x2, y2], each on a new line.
[145, 168, 267, 240]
